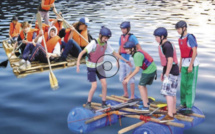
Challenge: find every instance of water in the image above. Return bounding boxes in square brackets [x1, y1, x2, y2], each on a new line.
[0, 0, 215, 134]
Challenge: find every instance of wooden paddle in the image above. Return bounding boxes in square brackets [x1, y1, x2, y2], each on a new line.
[52, 8, 89, 44]
[36, 12, 58, 90]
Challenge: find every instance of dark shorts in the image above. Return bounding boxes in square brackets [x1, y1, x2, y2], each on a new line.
[139, 71, 156, 86]
[87, 67, 106, 82]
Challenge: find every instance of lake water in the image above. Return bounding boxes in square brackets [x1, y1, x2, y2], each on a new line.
[0, 0, 215, 134]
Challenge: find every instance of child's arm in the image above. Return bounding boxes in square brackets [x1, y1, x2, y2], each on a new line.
[112, 51, 131, 67]
[123, 67, 140, 84]
[76, 49, 87, 73]
[188, 47, 197, 73]
[165, 57, 173, 77]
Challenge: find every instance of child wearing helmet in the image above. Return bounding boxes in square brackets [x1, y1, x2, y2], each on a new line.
[76, 26, 132, 110]
[118, 21, 142, 99]
[175, 20, 199, 114]
[154, 27, 179, 122]
[123, 41, 157, 111]
[57, 17, 90, 61]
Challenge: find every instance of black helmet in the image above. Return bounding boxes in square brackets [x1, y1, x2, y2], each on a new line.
[175, 20, 187, 29]
[11, 16, 18, 21]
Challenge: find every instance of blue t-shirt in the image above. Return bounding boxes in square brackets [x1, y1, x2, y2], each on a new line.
[186, 33, 198, 48]
[119, 34, 139, 62]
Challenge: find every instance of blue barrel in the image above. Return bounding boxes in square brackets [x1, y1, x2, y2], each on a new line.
[67, 100, 120, 133]
[133, 106, 205, 134]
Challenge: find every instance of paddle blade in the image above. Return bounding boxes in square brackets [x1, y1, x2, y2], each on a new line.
[36, 12, 42, 30]
[49, 72, 59, 90]
[0, 60, 8, 68]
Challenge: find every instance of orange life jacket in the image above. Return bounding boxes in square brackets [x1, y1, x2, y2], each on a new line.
[73, 29, 88, 47]
[35, 22, 50, 35]
[41, 0, 55, 11]
[9, 22, 21, 37]
[46, 36, 61, 53]
[20, 28, 37, 42]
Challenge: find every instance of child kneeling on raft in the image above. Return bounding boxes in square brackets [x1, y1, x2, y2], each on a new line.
[76, 26, 131, 110]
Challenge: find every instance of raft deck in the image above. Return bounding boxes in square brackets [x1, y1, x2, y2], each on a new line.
[2, 40, 85, 78]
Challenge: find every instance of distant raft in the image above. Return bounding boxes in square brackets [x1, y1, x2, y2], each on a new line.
[67, 95, 205, 134]
[2, 40, 85, 78]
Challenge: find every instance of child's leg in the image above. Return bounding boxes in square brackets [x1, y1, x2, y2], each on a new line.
[100, 78, 107, 101]
[119, 62, 128, 97]
[138, 85, 148, 107]
[173, 96, 177, 114]
[87, 82, 97, 102]
[166, 95, 174, 117]
[130, 83, 135, 99]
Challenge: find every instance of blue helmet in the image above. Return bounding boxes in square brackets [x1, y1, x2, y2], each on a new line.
[100, 26, 112, 38]
[153, 27, 168, 38]
[175, 20, 187, 29]
[123, 41, 136, 49]
[120, 21, 130, 29]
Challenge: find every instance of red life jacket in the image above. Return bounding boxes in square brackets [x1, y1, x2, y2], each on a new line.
[46, 36, 61, 53]
[120, 34, 132, 54]
[88, 40, 107, 63]
[35, 21, 50, 35]
[158, 41, 178, 66]
[137, 49, 154, 70]
[41, 0, 55, 11]
[20, 28, 37, 42]
[178, 34, 197, 58]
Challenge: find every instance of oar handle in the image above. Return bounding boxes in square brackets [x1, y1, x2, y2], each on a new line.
[53, 8, 89, 44]
[118, 121, 145, 134]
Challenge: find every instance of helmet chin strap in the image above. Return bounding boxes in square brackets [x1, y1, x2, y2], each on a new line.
[131, 47, 136, 57]
[159, 36, 163, 45]
[180, 27, 185, 39]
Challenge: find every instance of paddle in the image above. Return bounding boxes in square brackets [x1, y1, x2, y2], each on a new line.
[52, 8, 89, 44]
[36, 12, 58, 90]
[0, 41, 24, 68]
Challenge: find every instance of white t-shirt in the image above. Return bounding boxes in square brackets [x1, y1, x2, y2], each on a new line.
[85, 40, 114, 68]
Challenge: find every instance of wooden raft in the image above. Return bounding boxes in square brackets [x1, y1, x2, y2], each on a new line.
[2, 40, 86, 78]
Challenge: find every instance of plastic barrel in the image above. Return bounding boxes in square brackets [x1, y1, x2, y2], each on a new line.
[133, 106, 205, 134]
[67, 100, 120, 133]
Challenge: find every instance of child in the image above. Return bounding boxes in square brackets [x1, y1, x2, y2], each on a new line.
[76, 26, 131, 109]
[123, 41, 157, 111]
[175, 21, 199, 114]
[38, 0, 55, 25]
[118, 21, 142, 99]
[58, 17, 90, 61]
[14, 22, 37, 54]
[9, 16, 21, 41]
[19, 26, 61, 70]
[154, 27, 179, 122]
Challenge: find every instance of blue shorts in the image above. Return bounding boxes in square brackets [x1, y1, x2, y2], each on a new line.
[87, 67, 106, 82]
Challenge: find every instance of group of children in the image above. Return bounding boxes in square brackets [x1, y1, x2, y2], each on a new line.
[8, 0, 199, 123]
[76, 20, 199, 122]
